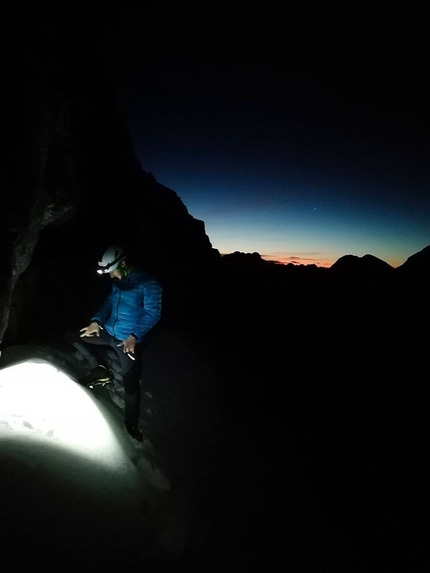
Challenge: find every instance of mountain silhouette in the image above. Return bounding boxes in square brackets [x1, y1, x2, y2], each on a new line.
[396, 244, 430, 277]
[330, 252, 395, 274]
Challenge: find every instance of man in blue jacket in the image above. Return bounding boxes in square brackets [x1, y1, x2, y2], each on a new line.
[69, 245, 162, 441]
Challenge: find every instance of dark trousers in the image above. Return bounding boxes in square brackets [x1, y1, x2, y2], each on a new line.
[65, 328, 144, 427]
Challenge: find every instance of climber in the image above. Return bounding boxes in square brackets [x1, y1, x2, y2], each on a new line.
[66, 245, 162, 441]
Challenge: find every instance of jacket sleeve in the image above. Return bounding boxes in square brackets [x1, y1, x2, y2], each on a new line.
[91, 293, 112, 325]
[133, 278, 162, 340]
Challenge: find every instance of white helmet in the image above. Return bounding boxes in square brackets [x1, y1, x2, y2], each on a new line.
[97, 245, 126, 274]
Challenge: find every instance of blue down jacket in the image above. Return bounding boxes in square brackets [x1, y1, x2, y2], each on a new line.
[91, 267, 162, 343]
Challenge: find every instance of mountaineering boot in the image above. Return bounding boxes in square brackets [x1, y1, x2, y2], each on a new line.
[79, 365, 112, 389]
[125, 421, 143, 442]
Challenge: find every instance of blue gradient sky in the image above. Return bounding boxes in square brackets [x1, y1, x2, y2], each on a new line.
[105, 6, 430, 268]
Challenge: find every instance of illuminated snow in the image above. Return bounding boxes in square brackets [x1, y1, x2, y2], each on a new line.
[0, 360, 126, 467]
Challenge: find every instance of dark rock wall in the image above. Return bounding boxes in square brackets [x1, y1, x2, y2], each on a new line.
[1, 7, 219, 346]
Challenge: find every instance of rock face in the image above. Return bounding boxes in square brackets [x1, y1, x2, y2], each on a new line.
[1, 8, 219, 347]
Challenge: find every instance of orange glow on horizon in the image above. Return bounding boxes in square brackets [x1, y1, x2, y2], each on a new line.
[220, 252, 333, 268]
[261, 254, 332, 268]
[220, 252, 404, 269]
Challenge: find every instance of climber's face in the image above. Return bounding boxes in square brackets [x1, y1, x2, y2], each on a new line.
[109, 268, 123, 280]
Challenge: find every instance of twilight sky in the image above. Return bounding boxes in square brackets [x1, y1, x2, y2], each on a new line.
[100, 5, 429, 268]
